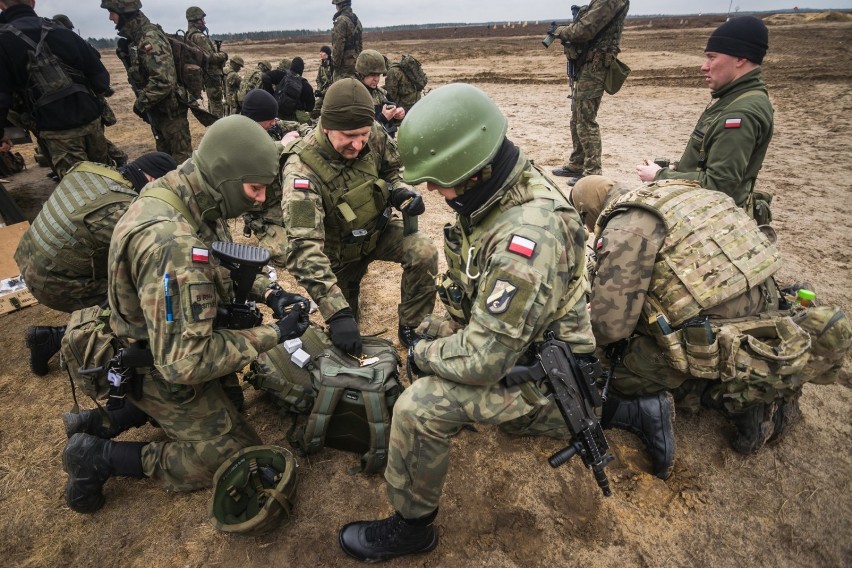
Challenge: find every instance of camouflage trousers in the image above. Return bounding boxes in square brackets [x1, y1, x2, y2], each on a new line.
[332, 218, 438, 326]
[133, 371, 261, 491]
[149, 105, 192, 164]
[40, 118, 110, 179]
[205, 76, 225, 118]
[566, 62, 607, 176]
[385, 375, 568, 518]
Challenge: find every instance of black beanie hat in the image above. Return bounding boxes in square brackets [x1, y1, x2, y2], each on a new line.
[131, 151, 177, 178]
[320, 45, 331, 57]
[290, 57, 305, 76]
[240, 88, 278, 122]
[705, 16, 769, 64]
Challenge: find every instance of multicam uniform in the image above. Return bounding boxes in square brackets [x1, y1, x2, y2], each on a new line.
[655, 69, 774, 210]
[14, 162, 135, 312]
[279, 121, 437, 326]
[589, 181, 782, 412]
[224, 59, 243, 114]
[237, 61, 270, 108]
[331, 5, 362, 81]
[556, 0, 629, 177]
[384, 61, 423, 113]
[187, 22, 227, 118]
[313, 58, 333, 118]
[108, 163, 278, 490]
[119, 12, 192, 162]
[387, 150, 595, 518]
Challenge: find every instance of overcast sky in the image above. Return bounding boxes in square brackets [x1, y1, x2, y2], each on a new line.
[28, 1, 852, 39]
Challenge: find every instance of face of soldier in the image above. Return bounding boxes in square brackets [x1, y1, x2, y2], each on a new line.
[108, 12, 120, 26]
[702, 52, 744, 91]
[193, 18, 207, 31]
[243, 183, 267, 206]
[323, 125, 371, 159]
[426, 182, 459, 200]
[320, 51, 329, 62]
[361, 73, 381, 89]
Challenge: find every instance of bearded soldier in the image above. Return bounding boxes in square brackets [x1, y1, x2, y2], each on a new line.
[61, 116, 310, 514]
[330, 0, 362, 82]
[224, 54, 244, 115]
[100, 0, 192, 162]
[339, 84, 596, 562]
[186, 6, 228, 117]
[279, 78, 437, 352]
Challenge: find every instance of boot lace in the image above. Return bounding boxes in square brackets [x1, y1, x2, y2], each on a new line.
[365, 514, 404, 544]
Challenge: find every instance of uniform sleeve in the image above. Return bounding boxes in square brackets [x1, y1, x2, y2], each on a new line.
[136, 31, 178, 110]
[557, 0, 627, 44]
[130, 229, 278, 385]
[279, 155, 349, 319]
[589, 210, 665, 345]
[376, 129, 407, 189]
[415, 222, 576, 386]
[331, 19, 348, 70]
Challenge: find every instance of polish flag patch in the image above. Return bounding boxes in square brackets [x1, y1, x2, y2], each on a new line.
[724, 118, 742, 128]
[293, 178, 310, 189]
[508, 235, 536, 258]
[191, 247, 209, 263]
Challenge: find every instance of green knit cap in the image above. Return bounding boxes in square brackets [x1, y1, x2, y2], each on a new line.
[321, 78, 375, 131]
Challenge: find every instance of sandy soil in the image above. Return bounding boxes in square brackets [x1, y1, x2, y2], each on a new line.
[1, 15, 850, 568]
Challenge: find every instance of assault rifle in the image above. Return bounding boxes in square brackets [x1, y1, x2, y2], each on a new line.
[505, 332, 614, 496]
[211, 241, 269, 330]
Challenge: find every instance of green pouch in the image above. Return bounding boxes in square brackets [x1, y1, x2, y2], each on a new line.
[604, 57, 630, 95]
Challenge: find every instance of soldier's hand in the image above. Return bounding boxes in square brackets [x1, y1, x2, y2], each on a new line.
[391, 188, 425, 216]
[265, 285, 309, 318]
[272, 303, 309, 343]
[327, 308, 362, 355]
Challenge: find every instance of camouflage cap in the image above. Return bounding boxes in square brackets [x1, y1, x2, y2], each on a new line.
[355, 49, 388, 76]
[320, 78, 375, 131]
[52, 14, 74, 29]
[193, 115, 280, 219]
[186, 6, 206, 21]
[100, 0, 142, 13]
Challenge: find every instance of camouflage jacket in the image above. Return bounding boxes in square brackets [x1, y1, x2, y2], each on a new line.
[316, 59, 333, 95]
[413, 152, 595, 386]
[119, 12, 180, 112]
[279, 122, 406, 319]
[331, 7, 362, 79]
[656, 69, 774, 208]
[237, 67, 265, 104]
[224, 68, 242, 105]
[589, 182, 777, 346]
[187, 23, 227, 76]
[556, 0, 629, 62]
[108, 161, 278, 386]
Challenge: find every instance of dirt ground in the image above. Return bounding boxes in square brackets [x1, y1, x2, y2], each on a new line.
[1, 14, 850, 568]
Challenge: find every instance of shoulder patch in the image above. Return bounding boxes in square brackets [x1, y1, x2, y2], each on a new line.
[191, 247, 209, 263]
[293, 178, 310, 189]
[507, 235, 536, 258]
[486, 279, 518, 315]
[724, 118, 742, 128]
[596, 237, 604, 250]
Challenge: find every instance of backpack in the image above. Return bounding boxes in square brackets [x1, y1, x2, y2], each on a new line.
[59, 305, 122, 410]
[274, 70, 304, 118]
[0, 19, 91, 113]
[396, 55, 427, 91]
[167, 29, 209, 101]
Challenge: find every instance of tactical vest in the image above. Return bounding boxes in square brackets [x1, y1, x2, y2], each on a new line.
[22, 162, 135, 277]
[567, 1, 629, 61]
[439, 163, 588, 330]
[594, 180, 782, 328]
[290, 138, 391, 265]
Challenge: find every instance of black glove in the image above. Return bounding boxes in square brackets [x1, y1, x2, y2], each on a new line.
[273, 303, 309, 343]
[390, 188, 425, 216]
[265, 285, 309, 318]
[327, 308, 362, 355]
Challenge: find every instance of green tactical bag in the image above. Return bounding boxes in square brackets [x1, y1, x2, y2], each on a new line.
[792, 305, 852, 385]
[603, 57, 630, 95]
[301, 334, 403, 474]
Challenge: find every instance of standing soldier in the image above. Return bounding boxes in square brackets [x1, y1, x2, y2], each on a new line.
[313, 45, 333, 119]
[331, 0, 362, 82]
[186, 6, 228, 118]
[550, 0, 630, 186]
[224, 55, 244, 115]
[279, 78, 437, 351]
[101, 0, 192, 163]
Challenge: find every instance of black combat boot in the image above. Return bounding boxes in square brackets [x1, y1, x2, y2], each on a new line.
[62, 433, 145, 513]
[339, 511, 439, 562]
[397, 325, 422, 349]
[25, 325, 65, 376]
[602, 392, 676, 480]
[768, 392, 802, 445]
[729, 401, 778, 454]
[63, 402, 149, 438]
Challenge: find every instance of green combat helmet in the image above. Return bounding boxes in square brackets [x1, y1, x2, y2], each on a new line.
[258, 60, 272, 72]
[231, 55, 245, 67]
[398, 83, 508, 187]
[99, 0, 142, 13]
[277, 58, 292, 71]
[355, 49, 387, 76]
[186, 6, 206, 21]
[209, 445, 298, 536]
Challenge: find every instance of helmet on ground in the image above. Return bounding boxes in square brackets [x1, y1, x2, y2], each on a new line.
[209, 445, 298, 536]
[355, 49, 388, 76]
[100, 0, 142, 13]
[398, 83, 508, 186]
[52, 14, 74, 29]
[186, 6, 206, 21]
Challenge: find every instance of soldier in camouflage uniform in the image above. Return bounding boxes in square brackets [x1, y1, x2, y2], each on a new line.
[101, 0, 192, 163]
[331, 0, 362, 82]
[339, 84, 596, 563]
[15, 152, 176, 376]
[280, 78, 436, 353]
[313, 45, 333, 119]
[356, 49, 405, 137]
[237, 59, 271, 109]
[61, 116, 310, 514]
[224, 55, 244, 115]
[574, 175, 798, 479]
[186, 6, 228, 118]
[636, 17, 774, 214]
[550, 0, 629, 186]
[384, 55, 426, 113]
